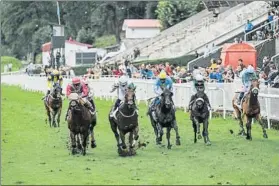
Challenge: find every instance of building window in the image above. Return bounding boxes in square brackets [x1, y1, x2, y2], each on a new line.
[75, 52, 96, 65]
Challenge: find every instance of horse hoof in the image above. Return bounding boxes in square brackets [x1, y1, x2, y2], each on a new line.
[194, 139, 197, 143]
[82, 151, 86, 156]
[246, 136, 252, 141]
[71, 149, 76, 155]
[176, 140, 181, 146]
[91, 141, 97, 148]
[198, 135, 202, 139]
[206, 141, 211, 146]
[263, 134, 268, 139]
[167, 145, 172, 149]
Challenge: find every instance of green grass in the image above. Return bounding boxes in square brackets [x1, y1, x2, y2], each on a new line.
[2, 85, 279, 185]
[1, 56, 22, 72]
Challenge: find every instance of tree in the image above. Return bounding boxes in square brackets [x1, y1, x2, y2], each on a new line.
[155, 0, 202, 29]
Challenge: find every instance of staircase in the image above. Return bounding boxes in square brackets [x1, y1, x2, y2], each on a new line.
[107, 1, 270, 65]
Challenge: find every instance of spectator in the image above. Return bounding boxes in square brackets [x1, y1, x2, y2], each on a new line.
[195, 51, 199, 58]
[237, 59, 246, 72]
[8, 63, 12, 72]
[165, 62, 172, 76]
[245, 20, 254, 41]
[209, 58, 217, 69]
[192, 65, 201, 78]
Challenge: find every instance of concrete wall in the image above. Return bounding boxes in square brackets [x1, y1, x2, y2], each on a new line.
[125, 27, 160, 39]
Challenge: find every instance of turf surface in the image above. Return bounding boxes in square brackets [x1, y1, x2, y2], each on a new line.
[2, 85, 279, 185]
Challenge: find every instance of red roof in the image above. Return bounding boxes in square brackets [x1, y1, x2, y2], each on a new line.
[123, 19, 161, 29]
[41, 40, 93, 52]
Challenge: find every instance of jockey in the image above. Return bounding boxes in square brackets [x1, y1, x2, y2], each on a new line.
[42, 69, 63, 100]
[149, 70, 174, 112]
[188, 74, 211, 111]
[65, 77, 95, 121]
[83, 78, 96, 111]
[237, 65, 258, 105]
[109, 75, 136, 118]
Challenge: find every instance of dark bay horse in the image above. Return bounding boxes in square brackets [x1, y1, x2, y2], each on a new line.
[44, 83, 63, 127]
[67, 93, 97, 155]
[148, 87, 181, 149]
[190, 91, 211, 145]
[109, 89, 139, 156]
[232, 79, 268, 140]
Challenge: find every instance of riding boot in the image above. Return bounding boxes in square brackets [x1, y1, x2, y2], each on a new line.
[42, 90, 50, 100]
[238, 92, 244, 105]
[85, 102, 95, 114]
[65, 107, 70, 121]
[188, 95, 196, 111]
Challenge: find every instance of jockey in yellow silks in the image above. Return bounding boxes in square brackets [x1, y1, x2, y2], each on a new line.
[42, 69, 63, 100]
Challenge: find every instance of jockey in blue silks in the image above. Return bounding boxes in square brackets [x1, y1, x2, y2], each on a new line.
[237, 65, 258, 105]
[149, 70, 174, 112]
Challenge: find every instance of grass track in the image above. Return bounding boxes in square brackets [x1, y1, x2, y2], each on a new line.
[1, 85, 279, 185]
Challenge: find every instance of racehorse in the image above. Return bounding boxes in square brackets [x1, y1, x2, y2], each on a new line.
[148, 87, 181, 149]
[190, 91, 211, 145]
[67, 93, 97, 155]
[109, 88, 139, 156]
[232, 79, 268, 140]
[44, 83, 63, 127]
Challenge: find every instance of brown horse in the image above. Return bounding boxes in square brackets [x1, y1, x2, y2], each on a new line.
[44, 83, 63, 127]
[67, 93, 97, 155]
[232, 79, 268, 140]
[109, 89, 139, 156]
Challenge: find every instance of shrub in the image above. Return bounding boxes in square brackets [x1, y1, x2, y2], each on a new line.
[94, 35, 117, 48]
[1, 56, 22, 72]
[35, 53, 42, 64]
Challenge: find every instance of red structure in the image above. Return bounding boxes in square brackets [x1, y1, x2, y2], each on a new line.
[220, 42, 257, 69]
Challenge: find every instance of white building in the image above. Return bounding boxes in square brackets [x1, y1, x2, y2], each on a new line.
[41, 38, 94, 67]
[122, 19, 162, 39]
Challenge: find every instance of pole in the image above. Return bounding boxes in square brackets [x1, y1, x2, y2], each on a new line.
[56, 1, 61, 25]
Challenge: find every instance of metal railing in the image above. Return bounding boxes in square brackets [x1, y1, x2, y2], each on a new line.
[2, 74, 279, 129]
[244, 18, 278, 41]
[187, 46, 223, 70]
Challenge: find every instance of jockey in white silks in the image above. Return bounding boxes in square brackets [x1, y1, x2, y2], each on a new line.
[237, 65, 258, 105]
[109, 75, 137, 118]
[188, 74, 211, 111]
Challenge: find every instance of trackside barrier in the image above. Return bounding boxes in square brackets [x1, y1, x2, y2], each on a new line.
[2, 74, 279, 129]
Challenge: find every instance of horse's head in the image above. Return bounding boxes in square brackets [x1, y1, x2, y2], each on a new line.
[250, 79, 260, 98]
[125, 89, 136, 109]
[52, 83, 62, 97]
[68, 93, 82, 112]
[194, 92, 205, 110]
[160, 87, 173, 109]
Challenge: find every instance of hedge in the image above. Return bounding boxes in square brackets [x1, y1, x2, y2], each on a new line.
[1, 56, 22, 72]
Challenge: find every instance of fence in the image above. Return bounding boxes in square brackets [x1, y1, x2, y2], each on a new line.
[2, 73, 279, 129]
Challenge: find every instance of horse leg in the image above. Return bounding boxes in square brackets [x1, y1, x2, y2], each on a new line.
[80, 132, 89, 156]
[166, 127, 172, 149]
[246, 117, 253, 140]
[70, 131, 77, 155]
[90, 124, 97, 148]
[237, 111, 246, 136]
[132, 126, 139, 147]
[76, 135, 82, 151]
[202, 118, 211, 146]
[119, 131, 127, 151]
[256, 114, 268, 139]
[172, 120, 181, 146]
[52, 111, 57, 128]
[156, 123, 163, 143]
[57, 108, 62, 128]
[194, 118, 202, 139]
[128, 131, 136, 156]
[151, 118, 160, 145]
[192, 120, 197, 143]
[110, 120, 121, 149]
[46, 108, 51, 127]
